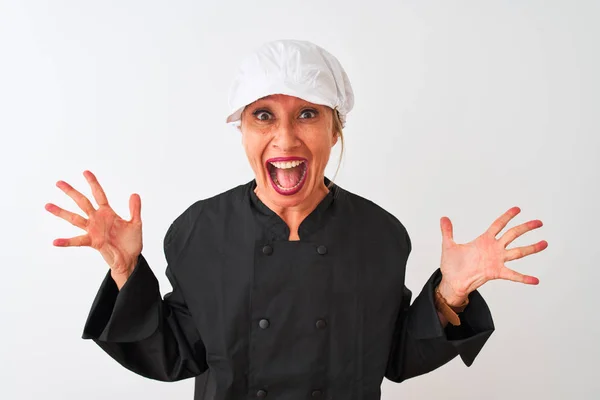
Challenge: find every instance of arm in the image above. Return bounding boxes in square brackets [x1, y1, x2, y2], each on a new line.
[47, 172, 208, 381]
[384, 269, 495, 383]
[81, 222, 208, 382]
[385, 204, 547, 383]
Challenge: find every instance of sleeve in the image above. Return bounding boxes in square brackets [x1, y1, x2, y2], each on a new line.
[384, 230, 495, 383]
[81, 220, 208, 382]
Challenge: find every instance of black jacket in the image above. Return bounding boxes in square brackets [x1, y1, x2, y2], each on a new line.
[82, 179, 495, 400]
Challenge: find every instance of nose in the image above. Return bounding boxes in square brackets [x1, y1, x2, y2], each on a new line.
[271, 119, 301, 152]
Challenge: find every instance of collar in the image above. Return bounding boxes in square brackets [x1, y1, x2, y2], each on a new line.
[248, 177, 339, 241]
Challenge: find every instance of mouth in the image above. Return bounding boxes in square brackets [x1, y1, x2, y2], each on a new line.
[265, 157, 308, 196]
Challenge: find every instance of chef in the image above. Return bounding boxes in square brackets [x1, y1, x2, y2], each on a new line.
[45, 39, 547, 399]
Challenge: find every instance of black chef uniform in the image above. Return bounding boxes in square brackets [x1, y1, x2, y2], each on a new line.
[82, 178, 495, 400]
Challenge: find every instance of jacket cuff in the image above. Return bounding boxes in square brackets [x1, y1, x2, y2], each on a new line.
[82, 254, 161, 343]
[409, 269, 495, 366]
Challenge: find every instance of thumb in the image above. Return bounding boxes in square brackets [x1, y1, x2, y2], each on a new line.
[440, 216, 454, 245]
[129, 193, 142, 224]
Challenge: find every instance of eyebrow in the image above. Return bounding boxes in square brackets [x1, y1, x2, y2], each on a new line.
[250, 98, 321, 109]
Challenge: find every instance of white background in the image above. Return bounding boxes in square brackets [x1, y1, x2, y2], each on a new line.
[1, 0, 598, 399]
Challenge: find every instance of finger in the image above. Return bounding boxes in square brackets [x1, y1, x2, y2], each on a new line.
[83, 170, 109, 207]
[53, 234, 92, 247]
[498, 266, 540, 285]
[440, 216, 454, 245]
[56, 180, 95, 215]
[45, 203, 88, 230]
[505, 240, 548, 261]
[487, 206, 521, 237]
[499, 219, 543, 247]
[129, 193, 141, 223]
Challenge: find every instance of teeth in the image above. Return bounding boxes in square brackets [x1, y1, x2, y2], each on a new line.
[269, 160, 305, 169]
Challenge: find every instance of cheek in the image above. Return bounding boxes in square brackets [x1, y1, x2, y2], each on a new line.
[242, 132, 268, 166]
[308, 140, 333, 168]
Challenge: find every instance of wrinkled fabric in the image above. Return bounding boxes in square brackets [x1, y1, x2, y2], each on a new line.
[82, 178, 495, 400]
[226, 40, 355, 128]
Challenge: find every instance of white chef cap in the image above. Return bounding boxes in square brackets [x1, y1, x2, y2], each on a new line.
[225, 39, 355, 128]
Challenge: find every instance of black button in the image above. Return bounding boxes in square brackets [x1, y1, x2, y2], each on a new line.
[316, 245, 327, 255]
[312, 390, 323, 397]
[262, 245, 273, 255]
[259, 319, 270, 329]
[316, 319, 327, 329]
[256, 389, 267, 398]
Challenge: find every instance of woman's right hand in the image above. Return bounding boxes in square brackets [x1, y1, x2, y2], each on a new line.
[45, 170, 143, 289]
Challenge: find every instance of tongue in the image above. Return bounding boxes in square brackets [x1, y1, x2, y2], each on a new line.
[275, 165, 303, 188]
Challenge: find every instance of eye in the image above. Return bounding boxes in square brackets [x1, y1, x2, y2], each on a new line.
[299, 109, 318, 119]
[253, 109, 273, 121]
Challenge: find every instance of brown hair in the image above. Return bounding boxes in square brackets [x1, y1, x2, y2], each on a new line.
[328, 108, 345, 189]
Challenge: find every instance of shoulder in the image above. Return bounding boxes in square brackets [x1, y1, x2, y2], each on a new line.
[334, 184, 412, 253]
[163, 180, 253, 256]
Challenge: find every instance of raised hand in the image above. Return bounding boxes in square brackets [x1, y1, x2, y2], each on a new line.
[436, 206, 548, 305]
[45, 170, 142, 288]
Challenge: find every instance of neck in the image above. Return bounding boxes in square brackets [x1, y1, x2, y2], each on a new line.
[255, 180, 329, 240]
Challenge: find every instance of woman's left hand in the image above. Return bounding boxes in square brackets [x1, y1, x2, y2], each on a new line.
[436, 206, 548, 306]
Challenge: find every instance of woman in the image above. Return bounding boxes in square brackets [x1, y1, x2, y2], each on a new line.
[45, 40, 547, 399]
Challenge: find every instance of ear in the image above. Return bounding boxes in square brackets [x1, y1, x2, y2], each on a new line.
[330, 108, 340, 146]
[238, 125, 245, 145]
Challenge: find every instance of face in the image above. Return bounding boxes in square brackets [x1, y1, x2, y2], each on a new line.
[240, 94, 338, 210]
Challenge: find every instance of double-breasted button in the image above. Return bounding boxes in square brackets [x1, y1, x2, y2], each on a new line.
[316, 245, 327, 255]
[262, 245, 273, 255]
[259, 319, 270, 329]
[256, 389, 267, 398]
[312, 390, 323, 397]
[316, 319, 327, 329]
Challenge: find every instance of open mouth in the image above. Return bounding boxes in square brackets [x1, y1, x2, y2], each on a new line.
[266, 157, 308, 196]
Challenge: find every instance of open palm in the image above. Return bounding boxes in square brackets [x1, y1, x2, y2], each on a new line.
[45, 170, 142, 277]
[438, 206, 548, 302]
